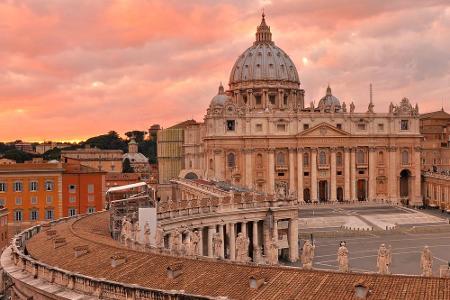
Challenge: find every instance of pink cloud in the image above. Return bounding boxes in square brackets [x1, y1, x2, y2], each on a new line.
[0, 0, 449, 142]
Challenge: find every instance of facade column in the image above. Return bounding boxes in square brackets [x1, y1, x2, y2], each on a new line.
[229, 223, 236, 260]
[368, 147, 377, 201]
[289, 148, 296, 194]
[244, 149, 253, 189]
[198, 228, 203, 256]
[413, 147, 422, 206]
[208, 226, 215, 258]
[241, 222, 247, 237]
[344, 147, 350, 201]
[214, 149, 223, 181]
[263, 221, 270, 256]
[311, 148, 318, 202]
[273, 219, 278, 242]
[330, 148, 337, 202]
[297, 148, 304, 202]
[288, 218, 299, 262]
[350, 148, 357, 201]
[218, 224, 225, 259]
[252, 221, 258, 251]
[268, 149, 275, 194]
[388, 147, 398, 202]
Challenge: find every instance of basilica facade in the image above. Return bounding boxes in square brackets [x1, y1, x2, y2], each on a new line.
[179, 15, 423, 206]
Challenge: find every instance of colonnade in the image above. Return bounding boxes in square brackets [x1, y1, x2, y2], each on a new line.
[424, 173, 450, 209]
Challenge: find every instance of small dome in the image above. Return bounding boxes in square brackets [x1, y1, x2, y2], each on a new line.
[210, 83, 229, 106]
[318, 85, 340, 109]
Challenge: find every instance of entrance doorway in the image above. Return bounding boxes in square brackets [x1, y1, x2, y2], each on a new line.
[357, 179, 367, 201]
[319, 180, 328, 202]
[337, 187, 343, 202]
[400, 169, 411, 203]
[303, 188, 311, 203]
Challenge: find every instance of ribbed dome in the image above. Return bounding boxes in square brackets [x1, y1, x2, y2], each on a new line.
[229, 14, 299, 86]
[210, 83, 229, 106]
[318, 86, 340, 108]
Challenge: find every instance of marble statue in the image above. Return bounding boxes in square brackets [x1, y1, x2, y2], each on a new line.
[235, 233, 249, 262]
[337, 241, 349, 272]
[350, 102, 355, 113]
[368, 101, 374, 113]
[268, 238, 279, 265]
[191, 230, 201, 256]
[134, 222, 141, 243]
[377, 244, 392, 275]
[253, 246, 264, 264]
[342, 101, 347, 112]
[310, 101, 314, 112]
[301, 240, 315, 270]
[155, 223, 164, 249]
[143, 222, 151, 246]
[182, 234, 191, 256]
[120, 217, 128, 241]
[389, 102, 394, 113]
[420, 246, 433, 277]
[171, 229, 182, 255]
[213, 232, 223, 258]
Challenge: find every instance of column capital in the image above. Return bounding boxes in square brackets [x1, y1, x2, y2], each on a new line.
[247, 89, 253, 94]
[267, 147, 276, 153]
[310, 147, 318, 152]
[330, 147, 337, 153]
[242, 148, 253, 154]
[414, 146, 422, 152]
[288, 147, 297, 153]
[297, 147, 304, 153]
[387, 146, 398, 152]
[369, 146, 377, 152]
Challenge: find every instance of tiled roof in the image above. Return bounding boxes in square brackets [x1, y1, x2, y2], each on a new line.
[0, 163, 63, 173]
[26, 212, 450, 300]
[63, 163, 106, 174]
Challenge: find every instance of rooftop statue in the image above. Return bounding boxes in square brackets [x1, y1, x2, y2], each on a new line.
[191, 230, 201, 256]
[337, 241, 349, 272]
[155, 223, 164, 249]
[213, 232, 223, 259]
[268, 238, 279, 265]
[377, 244, 392, 275]
[420, 246, 433, 277]
[301, 240, 315, 270]
[143, 222, 151, 246]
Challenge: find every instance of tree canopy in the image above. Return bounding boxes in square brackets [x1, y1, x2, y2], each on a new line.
[2, 149, 34, 163]
[125, 130, 147, 143]
[84, 131, 128, 151]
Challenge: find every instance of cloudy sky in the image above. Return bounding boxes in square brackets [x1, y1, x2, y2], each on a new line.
[1, 0, 449, 142]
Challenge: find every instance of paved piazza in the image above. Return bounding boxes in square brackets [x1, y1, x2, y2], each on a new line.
[295, 205, 450, 275]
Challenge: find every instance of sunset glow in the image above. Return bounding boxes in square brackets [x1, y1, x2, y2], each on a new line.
[1, 0, 449, 141]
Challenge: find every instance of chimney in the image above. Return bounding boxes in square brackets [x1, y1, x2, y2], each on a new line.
[74, 245, 89, 258]
[354, 280, 370, 299]
[167, 262, 183, 279]
[249, 275, 265, 289]
[53, 237, 67, 249]
[46, 230, 57, 240]
[111, 254, 127, 267]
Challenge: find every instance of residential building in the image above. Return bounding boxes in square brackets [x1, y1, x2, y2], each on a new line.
[0, 207, 8, 251]
[420, 109, 450, 171]
[61, 146, 123, 173]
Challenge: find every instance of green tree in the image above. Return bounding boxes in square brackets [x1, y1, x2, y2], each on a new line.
[85, 131, 127, 151]
[43, 148, 61, 161]
[0, 143, 15, 154]
[3, 149, 33, 163]
[139, 140, 157, 164]
[122, 158, 134, 173]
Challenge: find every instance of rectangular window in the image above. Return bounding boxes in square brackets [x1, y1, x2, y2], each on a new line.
[0, 198, 5, 207]
[88, 207, 96, 214]
[357, 123, 366, 130]
[88, 195, 95, 202]
[69, 184, 76, 193]
[30, 196, 38, 205]
[401, 120, 409, 130]
[255, 95, 262, 105]
[336, 124, 342, 130]
[30, 210, 39, 221]
[0, 182, 6, 192]
[69, 196, 76, 203]
[46, 195, 53, 204]
[87, 184, 94, 193]
[45, 180, 54, 191]
[15, 210, 23, 221]
[304, 172, 310, 176]
[277, 124, 286, 132]
[68, 208, 77, 217]
[378, 124, 384, 131]
[45, 209, 54, 220]
[15, 197, 22, 206]
[30, 181, 38, 192]
[283, 95, 288, 106]
[303, 124, 309, 130]
[14, 181, 23, 192]
[255, 124, 263, 132]
[226, 120, 235, 131]
[277, 172, 285, 177]
[269, 94, 276, 105]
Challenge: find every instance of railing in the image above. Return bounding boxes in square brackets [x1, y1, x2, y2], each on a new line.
[7, 212, 214, 300]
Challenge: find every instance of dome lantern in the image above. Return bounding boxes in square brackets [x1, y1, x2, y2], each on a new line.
[255, 13, 273, 45]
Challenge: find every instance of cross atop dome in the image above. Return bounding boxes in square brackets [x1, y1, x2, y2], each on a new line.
[255, 12, 273, 45]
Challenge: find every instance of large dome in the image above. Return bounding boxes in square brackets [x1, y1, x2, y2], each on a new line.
[229, 14, 299, 86]
[210, 83, 229, 106]
[318, 85, 340, 109]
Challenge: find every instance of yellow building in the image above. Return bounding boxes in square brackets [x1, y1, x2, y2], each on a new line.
[61, 146, 123, 173]
[0, 163, 63, 223]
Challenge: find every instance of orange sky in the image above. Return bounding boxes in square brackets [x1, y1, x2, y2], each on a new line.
[1, 0, 449, 142]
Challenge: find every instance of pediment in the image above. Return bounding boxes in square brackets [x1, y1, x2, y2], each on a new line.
[297, 122, 351, 137]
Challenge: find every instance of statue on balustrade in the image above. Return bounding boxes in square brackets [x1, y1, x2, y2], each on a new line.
[191, 230, 201, 256]
[171, 229, 182, 255]
[182, 233, 192, 256]
[253, 246, 264, 264]
[301, 240, 315, 270]
[143, 222, 151, 246]
[350, 102, 355, 113]
[377, 244, 392, 275]
[337, 241, 349, 272]
[268, 238, 279, 265]
[235, 233, 249, 262]
[155, 223, 164, 249]
[134, 222, 141, 243]
[420, 246, 433, 277]
[213, 232, 223, 259]
[121, 216, 130, 242]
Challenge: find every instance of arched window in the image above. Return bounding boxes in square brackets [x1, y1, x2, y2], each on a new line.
[276, 152, 286, 166]
[402, 150, 409, 165]
[256, 153, 263, 168]
[378, 151, 384, 164]
[227, 153, 236, 168]
[357, 150, 365, 164]
[209, 159, 213, 170]
[319, 151, 327, 165]
[336, 152, 343, 166]
[303, 153, 309, 166]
